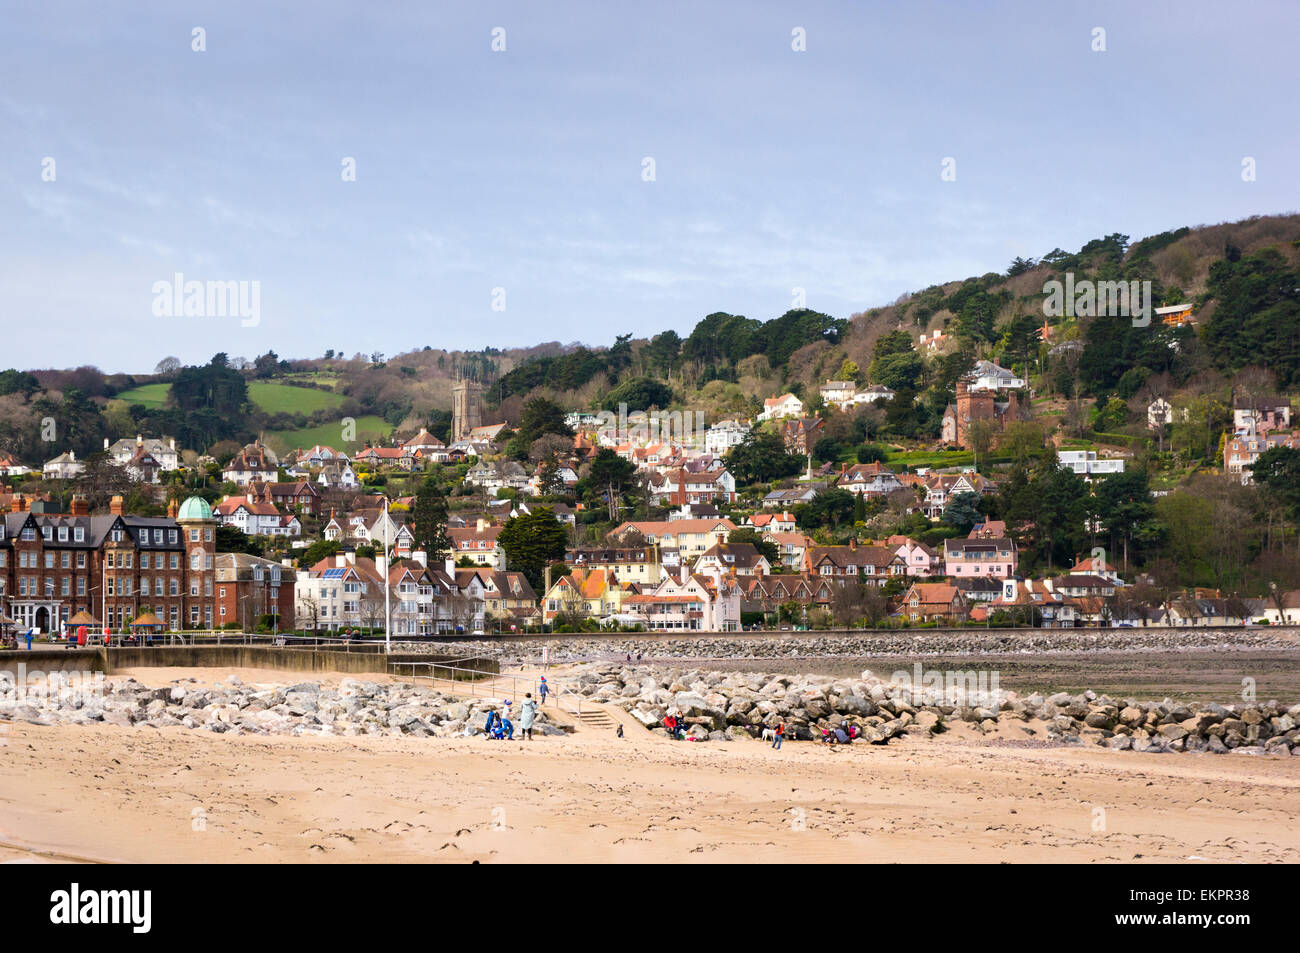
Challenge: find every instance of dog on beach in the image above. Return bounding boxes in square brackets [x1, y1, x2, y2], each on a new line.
[760, 727, 776, 743]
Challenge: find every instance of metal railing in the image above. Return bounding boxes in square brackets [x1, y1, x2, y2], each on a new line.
[389, 658, 577, 713]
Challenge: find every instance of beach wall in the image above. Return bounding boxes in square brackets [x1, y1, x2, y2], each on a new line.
[0, 647, 498, 678]
[0, 648, 106, 676]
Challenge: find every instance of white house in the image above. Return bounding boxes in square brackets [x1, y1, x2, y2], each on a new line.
[758, 393, 804, 421]
[705, 419, 751, 455]
[42, 451, 85, 480]
[819, 380, 857, 406]
[969, 360, 1025, 392]
[1058, 450, 1124, 478]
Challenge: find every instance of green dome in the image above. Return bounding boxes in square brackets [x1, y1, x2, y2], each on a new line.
[177, 496, 213, 521]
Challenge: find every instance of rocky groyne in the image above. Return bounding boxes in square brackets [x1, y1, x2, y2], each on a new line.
[0, 674, 565, 739]
[571, 663, 1300, 755]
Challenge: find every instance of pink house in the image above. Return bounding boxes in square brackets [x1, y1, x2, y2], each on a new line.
[943, 525, 1018, 578]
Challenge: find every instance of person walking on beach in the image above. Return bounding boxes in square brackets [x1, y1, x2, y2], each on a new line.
[772, 722, 785, 750]
[519, 693, 538, 741]
[538, 676, 549, 706]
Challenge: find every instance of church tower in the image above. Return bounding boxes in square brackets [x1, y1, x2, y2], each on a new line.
[452, 378, 483, 443]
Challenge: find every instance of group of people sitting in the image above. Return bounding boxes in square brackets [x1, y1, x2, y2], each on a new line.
[662, 712, 689, 740]
[821, 723, 859, 746]
[480, 694, 541, 741]
[483, 706, 514, 740]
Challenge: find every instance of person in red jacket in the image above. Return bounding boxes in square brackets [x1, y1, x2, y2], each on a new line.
[772, 722, 785, 750]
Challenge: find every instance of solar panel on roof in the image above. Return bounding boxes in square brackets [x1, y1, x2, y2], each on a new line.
[322, 568, 347, 579]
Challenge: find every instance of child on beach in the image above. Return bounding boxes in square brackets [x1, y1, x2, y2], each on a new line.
[538, 676, 549, 705]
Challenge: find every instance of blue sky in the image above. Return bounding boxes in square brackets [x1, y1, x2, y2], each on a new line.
[2, 0, 1296, 372]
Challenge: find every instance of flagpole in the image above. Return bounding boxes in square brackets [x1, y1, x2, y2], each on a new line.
[383, 498, 391, 653]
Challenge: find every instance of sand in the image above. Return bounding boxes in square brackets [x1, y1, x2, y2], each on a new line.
[1, 666, 1298, 864]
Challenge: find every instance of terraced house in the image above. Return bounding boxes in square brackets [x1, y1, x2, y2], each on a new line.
[803, 541, 906, 585]
[0, 493, 217, 633]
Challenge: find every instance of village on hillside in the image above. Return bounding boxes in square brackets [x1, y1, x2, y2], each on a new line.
[4, 334, 1300, 640]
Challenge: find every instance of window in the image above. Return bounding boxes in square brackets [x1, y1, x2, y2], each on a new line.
[74, 527, 84, 542]
[45, 552, 54, 569]
[170, 554, 179, 570]
[21, 527, 35, 541]
[61, 578, 70, 596]
[140, 579, 150, 597]
[154, 529, 163, 544]
[58, 526, 68, 542]
[190, 529, 199, 542]
[42, 526, 51, 540]
[169, 530, 177, 544]
[77, 578, 85, 596]
[61, 551, 70, 568]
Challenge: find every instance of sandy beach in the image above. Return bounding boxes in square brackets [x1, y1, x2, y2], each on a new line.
[2, 666, 1298, 864]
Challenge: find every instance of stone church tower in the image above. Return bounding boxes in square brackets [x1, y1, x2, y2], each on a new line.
[452, 378, 483, 443]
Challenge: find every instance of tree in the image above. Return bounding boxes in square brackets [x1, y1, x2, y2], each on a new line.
[297, 538, 342, 570]
[725, 431, 803, 486]
[215, 523, 263, 556]
[796, 488, 856, 530]
[517, 397, 572, 445]
[498, 507, 568, 592]
[587, 448, 639, 521]
[154, 356, 182, 376]
[856, 444, 888, 464]
[812, 436, 844, 464]
[838, 359, 860, 382]
[1091, 469, 1155, 572]
[942, 491, 983, 534]
[411, 478, 452, 560]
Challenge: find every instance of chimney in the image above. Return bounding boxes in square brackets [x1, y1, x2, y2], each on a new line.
[70, 494, 89, 517]
[69, 450, 75, 461]
[167, 498, 178, 519]
[136, 434, 143, 446]
[377, 553, 388, 578]
[412, 549, 427, 568]
[109, 495, 125, 516]
[170, 437, 176, 451]
[476, 517, 488, 532]
[10, 497, 22, 513]
[445, 556, 456, 577]
[103, 438, 109, 450]
[344, 549, 355, 565]
[848, 538, 857, 551]
[335, 553, 347, 568]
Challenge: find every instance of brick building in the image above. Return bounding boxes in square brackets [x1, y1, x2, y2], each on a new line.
[0, 493, 217, 634]
[214, 552, 297, 630]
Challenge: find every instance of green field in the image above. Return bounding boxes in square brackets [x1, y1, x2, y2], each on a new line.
[115, 381, 342, 415]
[246, 382, 343, 414]
[265, 415, 390, 456]
[114, 383, 171, 408]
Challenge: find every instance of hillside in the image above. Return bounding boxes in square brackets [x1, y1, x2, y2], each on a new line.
[0, 212, 1297, 467]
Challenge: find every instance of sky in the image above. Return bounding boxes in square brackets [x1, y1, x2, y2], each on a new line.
[1, 0, 1297, 373]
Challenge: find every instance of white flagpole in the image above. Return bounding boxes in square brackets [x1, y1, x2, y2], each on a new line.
[384, 498, 391, 653]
